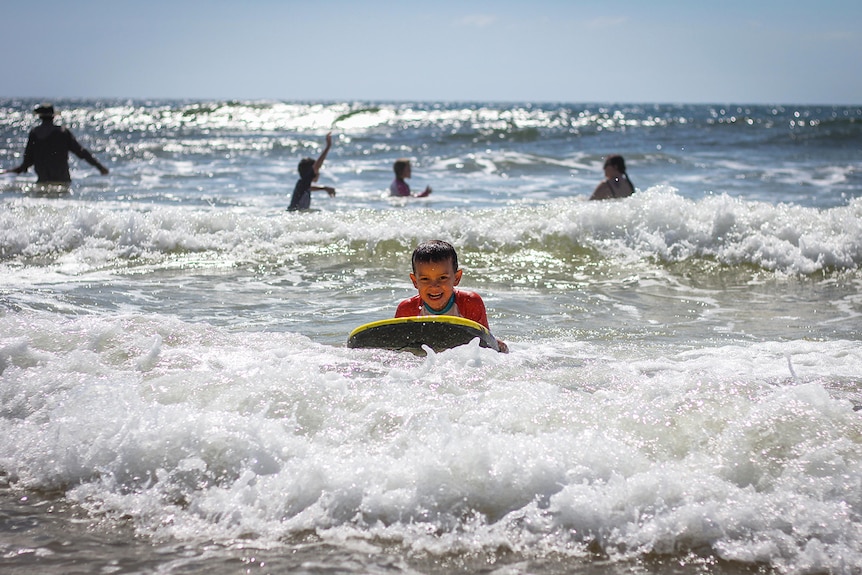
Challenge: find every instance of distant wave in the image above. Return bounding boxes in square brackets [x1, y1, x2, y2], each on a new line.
[4, 99, 858, 138]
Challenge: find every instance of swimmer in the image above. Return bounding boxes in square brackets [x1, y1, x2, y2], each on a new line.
[389, 158, 431, 197]
[288, 132, 336, 211]
[590, 154, 635, 200]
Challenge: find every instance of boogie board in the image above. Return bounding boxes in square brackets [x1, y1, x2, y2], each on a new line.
[347, 316, 500, 354]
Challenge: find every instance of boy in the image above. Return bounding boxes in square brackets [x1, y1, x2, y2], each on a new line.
[288, 132, 336, 211]
[396, 240, 508, 352]
[389, 158, 431, 197]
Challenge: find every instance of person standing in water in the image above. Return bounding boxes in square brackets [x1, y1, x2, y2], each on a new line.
[3, 103, 109, 183]
[389, 158, 431, 197]
[589, 154, 635, 200]
[288, 132, 336, 211]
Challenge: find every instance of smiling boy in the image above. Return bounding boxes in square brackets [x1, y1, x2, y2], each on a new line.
[396, 240, 508, 352]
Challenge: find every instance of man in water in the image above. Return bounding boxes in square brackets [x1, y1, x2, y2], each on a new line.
[3, 103, 109, 183]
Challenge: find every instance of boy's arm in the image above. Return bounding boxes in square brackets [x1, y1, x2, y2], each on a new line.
[458, 291, 508, 352]
[313, 132, 333, 173]
[456, 291, 489, 329]
[395, 296, 420, 317]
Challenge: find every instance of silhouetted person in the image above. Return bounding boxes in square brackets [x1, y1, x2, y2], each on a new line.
[3, 103, 109, 183]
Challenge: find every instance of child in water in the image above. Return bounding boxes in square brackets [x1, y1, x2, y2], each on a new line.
[288, 132, 336, 211]
[396, 239, 508, 352]
[390, 158, 431, 197]
[589, 154, 635, 200]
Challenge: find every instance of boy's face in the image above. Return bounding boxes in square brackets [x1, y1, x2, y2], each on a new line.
[410, 259, 462, 312]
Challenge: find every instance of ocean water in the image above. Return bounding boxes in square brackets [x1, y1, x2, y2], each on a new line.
[1, 99, 861, 575]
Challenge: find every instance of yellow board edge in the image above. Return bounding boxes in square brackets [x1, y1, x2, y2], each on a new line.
[348, 315, 490, 340]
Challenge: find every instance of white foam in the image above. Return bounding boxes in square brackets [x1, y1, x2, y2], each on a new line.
[3, 189, 861, 278]
[1, 312, 861, 571]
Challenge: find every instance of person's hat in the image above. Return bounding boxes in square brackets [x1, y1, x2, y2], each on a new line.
[33, 103, 55, 117]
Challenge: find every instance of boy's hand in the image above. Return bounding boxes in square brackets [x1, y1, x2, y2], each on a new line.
[326, 186, 336, 197]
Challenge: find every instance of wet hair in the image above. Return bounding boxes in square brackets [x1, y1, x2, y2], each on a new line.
[298, 157, 316, 179]
[411, 240, 458, 273]
[603, 154, 626, 173]
[393, 159, 410, 178]
[603, 154, 635, 194]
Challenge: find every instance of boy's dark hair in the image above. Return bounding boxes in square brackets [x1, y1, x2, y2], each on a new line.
[393, 159, 410, 178]
[411, 240, 458, 273]
[298, 157, 316, 179]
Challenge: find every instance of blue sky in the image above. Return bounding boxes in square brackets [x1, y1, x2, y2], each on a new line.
[3, 0, 860, 105]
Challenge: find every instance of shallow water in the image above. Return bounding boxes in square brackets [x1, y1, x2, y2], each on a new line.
[1, 99, 861, 574]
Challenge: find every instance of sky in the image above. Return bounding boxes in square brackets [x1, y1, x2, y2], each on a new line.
[2, 0, 861, 105]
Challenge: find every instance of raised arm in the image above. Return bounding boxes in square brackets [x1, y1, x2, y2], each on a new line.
[313, 132, 333, 173]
